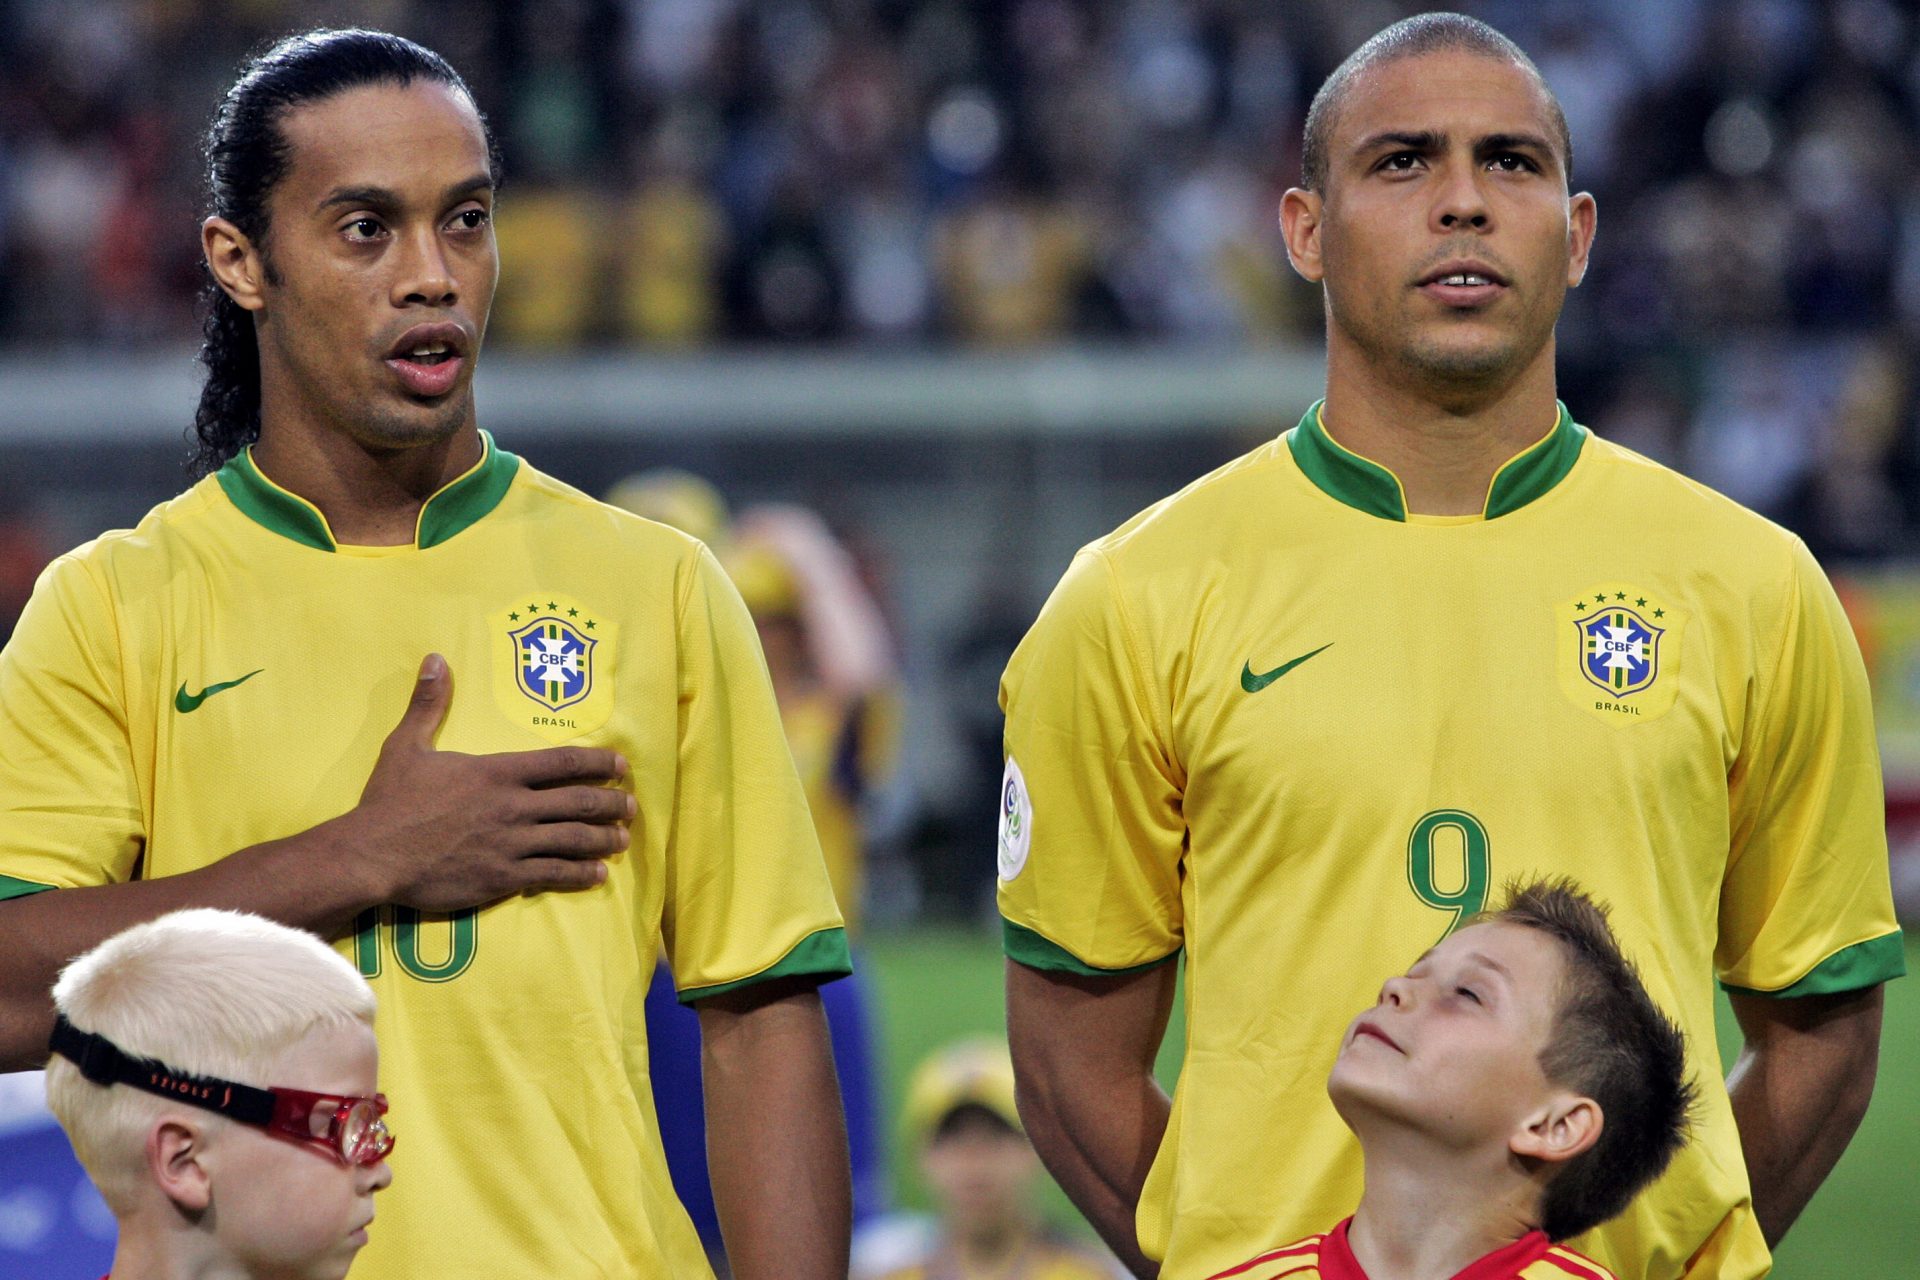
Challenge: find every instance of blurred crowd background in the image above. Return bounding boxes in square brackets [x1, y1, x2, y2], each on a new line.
[6, 0, 1920, 914]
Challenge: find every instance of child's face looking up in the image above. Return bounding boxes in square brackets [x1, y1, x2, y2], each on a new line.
[1327, 921, 1572, 1152]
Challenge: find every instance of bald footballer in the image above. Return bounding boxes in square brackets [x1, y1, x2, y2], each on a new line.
[998, 15, 1902, 1280]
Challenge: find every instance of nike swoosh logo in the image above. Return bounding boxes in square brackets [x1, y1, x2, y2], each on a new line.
[175, 669, 264, 713]
[1241, 644, 1333, 693]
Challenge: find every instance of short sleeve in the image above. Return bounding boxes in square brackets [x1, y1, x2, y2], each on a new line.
[662, 544, 850, 1002]
[0, 554, 144, 896]
[997, 547, 1184, 974]
[1718, 538, 1906, 996]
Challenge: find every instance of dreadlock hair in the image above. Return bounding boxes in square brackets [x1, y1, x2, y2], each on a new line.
[1484, 878, 1696, 1241]
[1301, 13, 1572, 193]
[190, 28, 501, 478]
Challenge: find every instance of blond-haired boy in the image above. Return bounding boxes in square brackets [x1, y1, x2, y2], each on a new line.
[45, 908, 391, 1280]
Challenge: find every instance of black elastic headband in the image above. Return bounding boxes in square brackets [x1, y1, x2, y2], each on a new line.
[49, 1014, 276, 1125]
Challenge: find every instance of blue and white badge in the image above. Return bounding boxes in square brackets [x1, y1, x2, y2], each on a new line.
[1574, 604, 1663, 697]
[510, 615, 597, 711]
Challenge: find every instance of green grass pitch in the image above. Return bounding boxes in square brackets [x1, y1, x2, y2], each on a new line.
[862, 928, 1920, 1275]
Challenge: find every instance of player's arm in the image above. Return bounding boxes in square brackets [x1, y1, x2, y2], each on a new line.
[1007, 957, 1177, 1279]
[1726, 984, 1884, 1245]
[1717, 540, 1906, 1245]
[664, 541, 855, 1272]
[0, 649, 630, 1070]
[700, 976, 851, 1280]
[996, 547, 1185, 1277]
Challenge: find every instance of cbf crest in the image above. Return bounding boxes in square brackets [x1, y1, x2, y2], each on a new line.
[512, 616, 595, 709]
[1576, 604, 1662, 697]
[1556, 585, 1685, 725]
[490, 596, 618, 742]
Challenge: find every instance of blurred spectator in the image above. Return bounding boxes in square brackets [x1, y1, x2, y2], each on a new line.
[490, 188, 603, 347]
[935, 183, 1093, 345]
[852, 1039, 1119, 1280]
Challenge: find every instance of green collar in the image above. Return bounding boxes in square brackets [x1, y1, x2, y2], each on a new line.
[214, 432, 520, 551]
[1285, 400, 1586, 521]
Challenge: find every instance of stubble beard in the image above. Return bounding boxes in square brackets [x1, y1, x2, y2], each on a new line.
[1327, 276, 1561, 407]
[352, 383, 474, 453]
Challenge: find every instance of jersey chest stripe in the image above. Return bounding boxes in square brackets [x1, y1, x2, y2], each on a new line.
[1538, 1249, 1612, 1280]
[1207, 1240, 1323, 1279]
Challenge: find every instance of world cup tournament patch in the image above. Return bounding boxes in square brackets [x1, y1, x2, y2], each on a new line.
[1556, 585, 1685, 726]
[490, 596, 618, 742]
[997, 757, 1034, 881]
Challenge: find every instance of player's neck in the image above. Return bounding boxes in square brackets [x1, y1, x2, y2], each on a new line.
[1345, 1130, 1538, 1280]
[250, 421, 484, 547]
[1319, 341, 1562, 518]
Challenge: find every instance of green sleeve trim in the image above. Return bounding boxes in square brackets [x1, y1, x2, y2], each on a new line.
[1002, 918, 1180, 977]
[0, 875, 56, 902]
[1722, 933, 1908, 998]
[676, 926, 852, 1004]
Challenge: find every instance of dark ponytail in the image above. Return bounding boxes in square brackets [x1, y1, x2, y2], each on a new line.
[189, 28, 500, 478]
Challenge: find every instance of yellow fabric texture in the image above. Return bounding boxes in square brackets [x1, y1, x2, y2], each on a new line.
[0, 451, 846, 1278]
[998, 426, 1900, 1280]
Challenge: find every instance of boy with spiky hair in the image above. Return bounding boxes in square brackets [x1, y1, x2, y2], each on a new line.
[45, 909, 392, 1280]
[1213, 881, 1694, 1280]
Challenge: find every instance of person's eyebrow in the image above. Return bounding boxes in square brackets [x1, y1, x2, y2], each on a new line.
[315, 173, 493, 215]
[1352, 129, 1445, 158]
[1476, 132, 1556, 164]
[1461, 951, 1514, 985]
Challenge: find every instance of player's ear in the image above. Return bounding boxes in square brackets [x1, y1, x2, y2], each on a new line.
[1565, 192, 1597, 289]
[1280, 187, 1325, 284]
[148, 1115, 214, 1212]
[1511, 1093, 1601, 1165]
[203, 216, 269, 314]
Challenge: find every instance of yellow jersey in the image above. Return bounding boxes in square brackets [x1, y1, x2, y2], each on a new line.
[997, 404, 1903, 1280]
[0, 435, 850, 1278]
[1212, 1220, 1616, 1280]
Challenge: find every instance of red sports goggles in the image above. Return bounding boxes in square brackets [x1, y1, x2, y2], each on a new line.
[51, 1014, 393, 1167]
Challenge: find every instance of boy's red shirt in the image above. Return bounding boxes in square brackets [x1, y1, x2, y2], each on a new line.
[1209, 1218, 1617, 1280]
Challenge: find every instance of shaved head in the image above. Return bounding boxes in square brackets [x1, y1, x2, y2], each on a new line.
[1303, 13, 1572, 192]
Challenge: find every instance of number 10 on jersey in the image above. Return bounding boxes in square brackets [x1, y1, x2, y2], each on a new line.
[352, 905, 478, 982]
